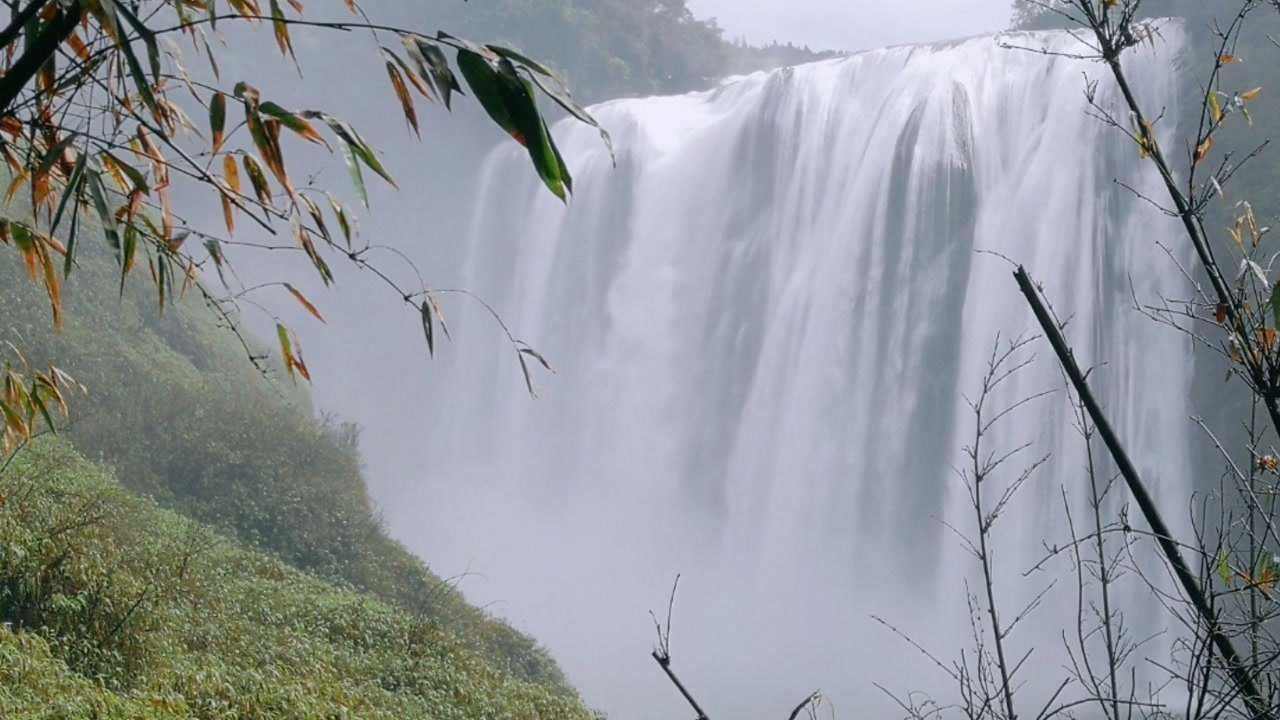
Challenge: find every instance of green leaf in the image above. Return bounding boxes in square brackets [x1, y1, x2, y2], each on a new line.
[404, 37, 462, 110]
[104, 0, 161, 118]
[456, 52, 569, 200]
[52, 151, 87, 276]
[300, 111, 395, 201]
[269, 0, 296, 62]
[204, 238, 229, 288]
[327, 194, 353, 246]
[29, 391, 57, 435]
[300, 194, 331, 245]
[486, 43, 558, 78]
[276, 323, 295, 381]
[1270, 283, 1280, 330]
[210, 92, 227, 152]
[102, 151, 149, 194]
[120, 224, 138, 296]
[523, 70, 614, 164]
[84, 164, 120, 251]
[420, 300, 435, 357]
[259, 101, 327, 147]
[112, 0, 161, 81]
[456, 50, 517, 137]
[1220, 551, 1232, 587]
[337, 140, 367, 208]
[241, 154, 272, 206]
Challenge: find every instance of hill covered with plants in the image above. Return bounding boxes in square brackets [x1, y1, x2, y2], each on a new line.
[0, 440, 594, 719]
[0, 231, 581, 711]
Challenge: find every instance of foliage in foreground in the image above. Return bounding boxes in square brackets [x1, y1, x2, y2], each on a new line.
[0, 440, 596, 720]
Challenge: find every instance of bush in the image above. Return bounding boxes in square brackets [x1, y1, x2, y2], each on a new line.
[0, 441, 595, 720]
[0, 235, 571, 692]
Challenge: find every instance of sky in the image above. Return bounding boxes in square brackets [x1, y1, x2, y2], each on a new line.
[687, 0, 1013, 52]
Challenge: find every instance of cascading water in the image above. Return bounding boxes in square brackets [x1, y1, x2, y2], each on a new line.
[382, 26, 1194, 719]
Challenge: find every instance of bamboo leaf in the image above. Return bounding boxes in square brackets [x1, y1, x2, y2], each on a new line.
[269, 0, 296, 61]
[327, 194, 352, 245]
[210, 92, 227, 153]
[104, 0, 162, 119]
[337, 139, 367, 208]
[84, 164, 121, 251]
[385, 60, 419, 137]
[242, 154, 272, 206]
[119, 224, 138, 295]
[276, 322, 296, 381]
[420, 300, 435, 357]
[456, 52, 569, 200]
[284, 283, 326, 323]
[259, 101, 328, 147]
[303, 112, 395, 186]
[403, 37, 461, 110]
[519, 346, 553, 372]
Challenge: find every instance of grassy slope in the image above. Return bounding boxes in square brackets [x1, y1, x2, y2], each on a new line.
[0, 440, 595, 719]
[0, 238, 575, 695]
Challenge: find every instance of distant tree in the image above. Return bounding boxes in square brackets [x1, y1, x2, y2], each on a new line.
[0, 0, 613, 451]
[1010, 0, 1065, 28]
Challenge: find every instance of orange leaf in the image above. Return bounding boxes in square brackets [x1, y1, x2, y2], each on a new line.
[385, 61, 419, 137]
[1195, 136, 1214, 165]
[284, 283, 326, 323]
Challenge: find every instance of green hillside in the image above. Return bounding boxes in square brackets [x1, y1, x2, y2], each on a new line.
[0, 228, 581, 709]
[0, 440, 594, 719]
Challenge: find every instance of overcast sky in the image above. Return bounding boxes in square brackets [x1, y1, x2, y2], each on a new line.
[687, 0, 1013, 52]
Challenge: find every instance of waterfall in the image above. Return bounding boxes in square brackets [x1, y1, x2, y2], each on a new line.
[385, 26, 1192, 719]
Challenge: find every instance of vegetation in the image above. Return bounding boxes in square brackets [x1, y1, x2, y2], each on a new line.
[0, 0, 616, 431]
[871, 4, 1280, 720]
[0, 0, 617, 702]
[0, 0, 658, 704]
[0, 439, 596, 719]
[0, 228, 574, 692]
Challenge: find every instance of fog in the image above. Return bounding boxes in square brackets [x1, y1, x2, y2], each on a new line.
[203, 3, 1196, 718]
[688, 0, 1011, 51]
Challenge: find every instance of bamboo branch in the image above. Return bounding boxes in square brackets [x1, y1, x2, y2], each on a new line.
[651, 651, 710, 720]
[1013, 265, 1273, 720]
[0, 0, 82, 114]
[787, 691, 823, 720]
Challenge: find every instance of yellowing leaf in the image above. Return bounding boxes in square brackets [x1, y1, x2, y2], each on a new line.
[284, 283, 326, 323]
[66, 33, 90, 62]
[385, 61, 419, 137]
[1259, 327, 1277, 352]
[1209, 92, 1223, 124]
[224, 154, 241, 195]
[269, 0, 295, 61]
[1242, 87, 1263, 103]
[210, 92, 227, 153]
[1195, 136, 1214, 165]
[276, 323, 296, 381]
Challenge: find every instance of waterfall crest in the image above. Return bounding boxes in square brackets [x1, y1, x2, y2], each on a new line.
[388, 26, 1191, 719]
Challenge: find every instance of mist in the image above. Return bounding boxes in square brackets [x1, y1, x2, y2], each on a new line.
[197, 3, 1191, 718]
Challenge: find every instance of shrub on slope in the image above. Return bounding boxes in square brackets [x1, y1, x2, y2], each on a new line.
[0, 441, 595, 720]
